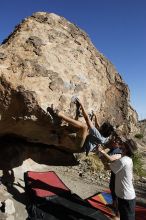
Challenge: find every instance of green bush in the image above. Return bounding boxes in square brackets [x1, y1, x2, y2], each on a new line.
[134, 133, 143, 139]
[133, 151, 145, 177]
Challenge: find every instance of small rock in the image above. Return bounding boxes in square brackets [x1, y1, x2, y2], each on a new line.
[79, 172, 83, 177]
[4, 199, 15, 215]
[140, 177, 146, 183]
[6, 216, 15, 220]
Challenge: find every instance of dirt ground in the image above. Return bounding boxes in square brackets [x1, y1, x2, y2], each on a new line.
[0, 158, 108, 220]
[0, 136, 146, 220]
[0, 155, 146, 220]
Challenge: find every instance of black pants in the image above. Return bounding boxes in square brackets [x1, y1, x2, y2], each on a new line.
[109, 172, 116, 201]
[118, 197, 136, 220]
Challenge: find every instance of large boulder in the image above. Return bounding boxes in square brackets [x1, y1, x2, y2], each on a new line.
[0, 12, 138, 151]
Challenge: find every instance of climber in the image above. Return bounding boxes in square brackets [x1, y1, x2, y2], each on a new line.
[47, 98, 117, 154]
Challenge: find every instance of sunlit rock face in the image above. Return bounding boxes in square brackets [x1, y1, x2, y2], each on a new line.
[0, 12, 138, 151]
[138, 119, 146, 142]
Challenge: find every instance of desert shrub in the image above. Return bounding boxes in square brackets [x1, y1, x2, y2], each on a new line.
[134, 133, 143, 139]
[88, 154, 104, 171]
[133, 151, 145, 177]
[81, 153, 104, 172]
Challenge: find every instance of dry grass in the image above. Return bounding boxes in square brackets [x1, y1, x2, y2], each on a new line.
[76, 153, 105, 172]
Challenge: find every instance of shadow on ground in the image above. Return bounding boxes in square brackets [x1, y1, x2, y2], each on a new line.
[0, 134, 78, 208]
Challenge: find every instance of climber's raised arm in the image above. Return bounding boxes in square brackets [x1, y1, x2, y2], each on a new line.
[76, 99, 94, 129]
[93, 113, 100, 129]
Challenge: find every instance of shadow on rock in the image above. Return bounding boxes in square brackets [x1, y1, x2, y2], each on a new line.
[0, 134, 78, 170]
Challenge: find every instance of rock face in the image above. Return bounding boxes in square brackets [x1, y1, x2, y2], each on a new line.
[0, 12, 138, 151]
[138, 119, 146, 142]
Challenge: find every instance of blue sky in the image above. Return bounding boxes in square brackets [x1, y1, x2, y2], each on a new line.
[0, 0, 145, 119]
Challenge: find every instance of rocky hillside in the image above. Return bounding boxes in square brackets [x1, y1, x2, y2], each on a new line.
[138, 119, 146, 141]
[0, 12, 138, 151]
